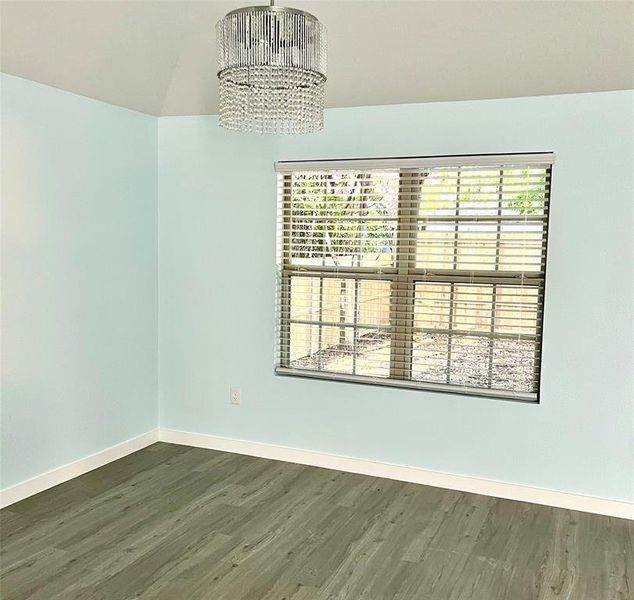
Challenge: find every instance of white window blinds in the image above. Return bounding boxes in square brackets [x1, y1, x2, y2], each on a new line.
[275, 153, 554, 401]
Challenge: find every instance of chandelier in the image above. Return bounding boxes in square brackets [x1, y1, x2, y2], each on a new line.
[216, 1, 326, 134]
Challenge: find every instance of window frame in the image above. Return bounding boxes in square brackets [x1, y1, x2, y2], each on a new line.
[275, 153, 553, 403]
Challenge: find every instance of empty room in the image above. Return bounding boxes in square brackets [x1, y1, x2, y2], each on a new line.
[0, 1, 632, 599]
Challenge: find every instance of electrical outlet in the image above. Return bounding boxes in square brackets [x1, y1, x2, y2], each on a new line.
[230, 386, 241, 405]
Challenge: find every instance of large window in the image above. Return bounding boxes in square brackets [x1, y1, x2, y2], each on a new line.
[275, 154, 553, 401]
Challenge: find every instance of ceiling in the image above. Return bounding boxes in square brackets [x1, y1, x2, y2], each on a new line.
[1, 0, 632, 116]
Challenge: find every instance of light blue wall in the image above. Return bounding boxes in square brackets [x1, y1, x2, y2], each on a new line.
[1, 75, 158, 489]
[159, 91, 633, 502]
[2, 78, 631, 502]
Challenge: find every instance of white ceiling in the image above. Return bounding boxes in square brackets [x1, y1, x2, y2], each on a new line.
[1, 0, 632, 116]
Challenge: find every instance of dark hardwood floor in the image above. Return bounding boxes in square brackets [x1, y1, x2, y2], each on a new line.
[0, 442, 631, 599]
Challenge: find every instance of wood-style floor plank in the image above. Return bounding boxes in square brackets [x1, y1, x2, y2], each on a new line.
[0, 442, 631, 600]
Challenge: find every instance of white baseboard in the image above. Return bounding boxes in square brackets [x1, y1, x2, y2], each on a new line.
[3, 427, 631, 520]
[159, 428, 633, 520]
[0, 429, 159, 509]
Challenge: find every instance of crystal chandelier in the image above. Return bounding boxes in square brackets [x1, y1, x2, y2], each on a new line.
[216, 1, 326, 134]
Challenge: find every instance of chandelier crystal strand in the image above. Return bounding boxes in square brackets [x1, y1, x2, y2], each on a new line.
[216, 3, 326, 134]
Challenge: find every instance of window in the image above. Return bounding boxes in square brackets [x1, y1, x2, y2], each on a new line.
[275, 154, 553, 401]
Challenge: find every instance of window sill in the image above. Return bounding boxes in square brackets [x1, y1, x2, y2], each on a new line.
[275, 367, 538, 403]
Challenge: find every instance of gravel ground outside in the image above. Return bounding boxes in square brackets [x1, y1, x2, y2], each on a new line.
[291, 331, 536, 393]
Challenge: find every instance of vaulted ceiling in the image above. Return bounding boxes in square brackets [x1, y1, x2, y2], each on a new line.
[1, 0, 632, 116]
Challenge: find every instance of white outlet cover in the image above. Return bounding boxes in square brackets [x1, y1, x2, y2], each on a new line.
[230, 386, 241, 405]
